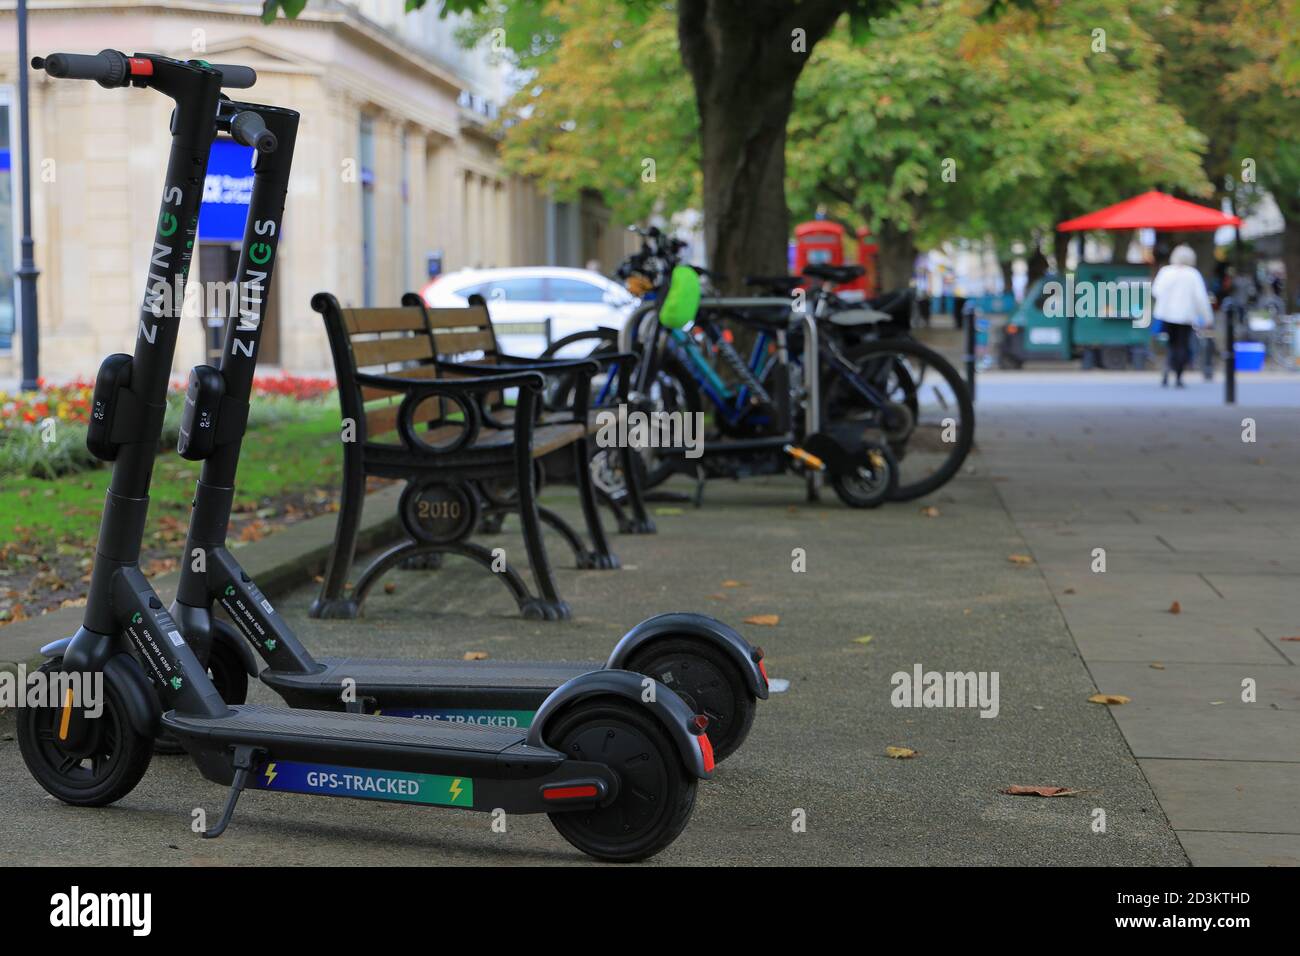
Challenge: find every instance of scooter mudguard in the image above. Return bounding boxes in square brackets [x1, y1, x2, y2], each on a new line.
[102, 653, 164, 739]
[799, 431, 859, 477]
[37, 638, 161, 740]
[607, 612, 770, 700]
[39, 636, 73, 658]
[526, 669, 715, 779]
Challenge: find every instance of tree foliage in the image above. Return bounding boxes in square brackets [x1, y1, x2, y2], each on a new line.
[789, 0, 1208, 266]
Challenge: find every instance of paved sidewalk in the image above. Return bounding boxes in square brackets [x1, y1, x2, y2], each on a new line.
[979, 395, 1300, 865]
[0, 456, 1187, 865]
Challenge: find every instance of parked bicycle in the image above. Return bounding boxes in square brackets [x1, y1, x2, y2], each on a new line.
[546, 228, 974, 505]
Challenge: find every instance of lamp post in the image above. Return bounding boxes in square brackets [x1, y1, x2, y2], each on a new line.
[16, 0, 41, 390]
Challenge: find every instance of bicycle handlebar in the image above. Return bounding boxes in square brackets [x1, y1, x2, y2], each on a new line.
[32, 50, 256, 89]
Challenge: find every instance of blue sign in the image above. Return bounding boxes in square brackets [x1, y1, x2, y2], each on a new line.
[198, 139, 255, 242]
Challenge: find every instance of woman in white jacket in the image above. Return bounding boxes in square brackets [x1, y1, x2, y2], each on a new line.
[1152, 244, 1215, 387]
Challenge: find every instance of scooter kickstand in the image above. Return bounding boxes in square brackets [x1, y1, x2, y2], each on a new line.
[204, 745, 260, 839]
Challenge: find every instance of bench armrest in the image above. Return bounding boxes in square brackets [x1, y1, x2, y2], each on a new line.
[433, 356, 600, 426]
[354, 369, 545, 395]
[354, 369, 545, 459]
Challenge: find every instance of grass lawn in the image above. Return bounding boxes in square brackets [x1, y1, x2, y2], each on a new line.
[0, 403, 344, 623]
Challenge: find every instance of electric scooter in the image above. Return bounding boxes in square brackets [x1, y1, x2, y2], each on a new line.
[17, 50, 716, 862]
[32, 62, 769, 762]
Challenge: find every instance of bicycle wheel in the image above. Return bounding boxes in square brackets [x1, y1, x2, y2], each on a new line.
[823, 338, 974, 501]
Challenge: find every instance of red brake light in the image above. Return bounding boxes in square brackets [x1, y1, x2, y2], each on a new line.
[542, 784, 599, 801]
[758, 658, 769, 685]
[697, 731, 715, 773]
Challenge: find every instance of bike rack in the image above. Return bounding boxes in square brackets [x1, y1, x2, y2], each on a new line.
[800, 302, 821, 502]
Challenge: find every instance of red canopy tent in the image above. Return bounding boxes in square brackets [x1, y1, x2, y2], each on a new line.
[1057, 190, 1241, 232]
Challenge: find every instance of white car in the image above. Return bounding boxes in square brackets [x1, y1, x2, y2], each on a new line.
[419, 266, 638, 358]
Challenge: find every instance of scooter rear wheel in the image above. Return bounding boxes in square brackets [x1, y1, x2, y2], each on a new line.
[17, 658, 153, 807]
[545, 699, 696, 862]
[625, 639, 755, 762]
[830, 440, 898, 509]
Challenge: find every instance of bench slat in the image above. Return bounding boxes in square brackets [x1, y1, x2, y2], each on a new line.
[351, 335, 434, 367]
[343, 307, 427, 335]
[433, 330, 497, 355]
[425, 306, 491, 330]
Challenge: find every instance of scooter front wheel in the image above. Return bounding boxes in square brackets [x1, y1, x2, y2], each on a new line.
[17, 658, 153, 807]
[545, 699, 696, 862]
[624, 638, 755, 762]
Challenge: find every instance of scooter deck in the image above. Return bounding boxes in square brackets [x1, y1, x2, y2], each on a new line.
[163, 704, 558, 781]
[259, 657, 597, 713]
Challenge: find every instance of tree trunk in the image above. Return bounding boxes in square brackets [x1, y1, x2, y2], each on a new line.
[1109, 229, 1134, 263]
[678, 0, 846, 293]
[874, 218, 917, 292]
[1000, 259, 1015, 297]
[1027, 240, 1050, 285]
[1052, 231, 1072, 275]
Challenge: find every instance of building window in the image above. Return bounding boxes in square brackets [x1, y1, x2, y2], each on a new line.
[360, 115, 376, 307]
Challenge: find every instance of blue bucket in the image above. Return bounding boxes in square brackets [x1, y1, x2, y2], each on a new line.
[1234, 341, 1266, 372]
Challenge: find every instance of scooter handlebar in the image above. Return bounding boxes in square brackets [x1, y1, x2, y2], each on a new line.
[229, 110, 277, 153]
[208, 63, 256, 89]
[34, 50, 130, 87]
[33, 51, 256, 89]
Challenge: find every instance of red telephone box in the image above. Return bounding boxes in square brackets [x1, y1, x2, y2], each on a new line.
[793, 220, 847, 275]
[792, 220, 878, 301]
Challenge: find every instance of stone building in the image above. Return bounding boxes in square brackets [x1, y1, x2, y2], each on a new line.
[0, 0, 631, 378]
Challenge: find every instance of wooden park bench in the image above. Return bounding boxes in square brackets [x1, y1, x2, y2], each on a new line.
[309, 292, 637, 622]
[401, 291, 656, 538]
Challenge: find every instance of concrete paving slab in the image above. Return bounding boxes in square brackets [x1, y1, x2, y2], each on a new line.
[1139, 758, 1300, 834]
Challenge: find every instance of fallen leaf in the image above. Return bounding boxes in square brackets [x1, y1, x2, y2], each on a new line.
[1007, 554, 1034, 565]
[1000, 785, 1079, 798]
[709, 593, 727, 601]
[722, 580, 744, 588]
[852, 635, 874, 644]
[744, 614, 780, 626]
[1279, 636, 1300, 642]
[463, 651, 489, 661]
[919, 506, 941, 518]
[1089, 693, 1131, 705]
[1063, 587, 1076, 595]
[885, 746, 918, 759]
[1168, 601, 1181, 614]
[383, 582, 397, 595]
[1150, 662, 1165, 670]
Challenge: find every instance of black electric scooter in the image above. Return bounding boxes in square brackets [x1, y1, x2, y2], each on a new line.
[17, 50, 716, 862]
[35, 70, 768, 764]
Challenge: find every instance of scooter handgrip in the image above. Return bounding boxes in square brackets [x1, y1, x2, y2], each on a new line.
[230, 110, 277, 154]
[37, 50, 129, 88]
[210, 63, 256, 89]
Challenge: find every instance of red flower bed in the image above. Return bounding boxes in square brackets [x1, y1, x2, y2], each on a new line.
[0, 378, 96, 428]
[252, 374, 335, 401]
